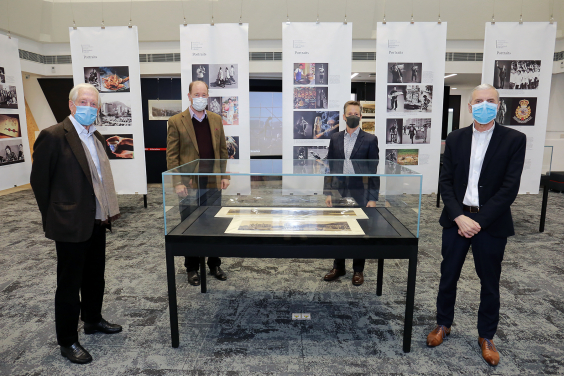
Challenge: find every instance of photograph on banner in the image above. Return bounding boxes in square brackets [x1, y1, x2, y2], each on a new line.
[97, 94, 131, 126]
[293, 146, 328, 174]
[209, 64, 238, 89]
[294, 87, 328, 109]
[293, 111, 339, 140]
[404, 85, 432, 113]
[387, 85, 406, 112]
[103, 134, 134, 159]
[293, 63, 316, 85]
[386, 118, 403, 144]
[0, 138, 24, 166]
[0, 67, 4, 83]
[497, 97, 537, 126]
[0, 114, 21, 138]
[226, 136, 239, 159]
[148, 100, 182, 121]
[316, 63, 329, 85]
[360, 101, 375, 116]
[192, 64, 210, 86]
[493, 60, 541, 90]
[0, 84, 18, 109]
[207, 97, 239, 125]
[360, 119, 375, 135]
[386, 148, 418, 165]
[84, 66, 130, 93]
[388, 63, 422, 84]
[402, 118, 431, 144]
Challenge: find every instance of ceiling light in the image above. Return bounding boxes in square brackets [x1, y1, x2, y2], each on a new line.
[351, 73, 359, 79]
[444, 74, 457, 79]
[452, 87, 458, 90]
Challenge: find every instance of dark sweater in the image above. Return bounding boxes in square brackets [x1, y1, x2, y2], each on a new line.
[193, 115, 214, 159]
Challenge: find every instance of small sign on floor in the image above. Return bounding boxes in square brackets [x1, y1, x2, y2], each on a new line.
[291, 313, 311, 320]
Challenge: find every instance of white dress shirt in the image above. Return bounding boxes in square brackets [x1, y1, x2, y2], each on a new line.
[70, 115, 102, 181]
[462, 123, 495, 207]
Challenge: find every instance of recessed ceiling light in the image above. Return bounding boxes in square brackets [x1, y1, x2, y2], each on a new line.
[351, 73, 359, 79]
[444, 74, 457, 79]
[452, 87, 458, 90]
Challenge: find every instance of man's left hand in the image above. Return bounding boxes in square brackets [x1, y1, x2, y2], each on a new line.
[366, 200, 377, 207]
[221, 179, 230, 189]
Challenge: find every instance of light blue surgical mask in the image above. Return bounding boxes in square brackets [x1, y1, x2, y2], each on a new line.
[73, 105, 98, 126]
[471, 101, 498, 125]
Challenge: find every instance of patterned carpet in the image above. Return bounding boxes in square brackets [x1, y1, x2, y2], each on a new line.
[0, 185, 563, 375]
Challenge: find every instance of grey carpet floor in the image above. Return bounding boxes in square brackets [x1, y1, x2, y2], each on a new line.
[0, 185, 563, 375]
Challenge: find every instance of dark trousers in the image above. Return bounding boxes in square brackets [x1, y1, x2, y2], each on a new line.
[333, 258, 365, 273]
[436, 212, 507, 339]
[55, 224, 106, 346]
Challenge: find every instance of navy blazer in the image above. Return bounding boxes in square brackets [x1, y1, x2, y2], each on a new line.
[439, 122, 526, 237]
[324, 129, 380, 204]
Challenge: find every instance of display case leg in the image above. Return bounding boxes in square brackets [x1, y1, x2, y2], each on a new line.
[403, 253, 417, 353]
[376, 259, 384, 296]
[144, 194, 147, 208]
[200, 257, 207, 293]
[539, 184, 549, 232]
[166, 249, 179, 348]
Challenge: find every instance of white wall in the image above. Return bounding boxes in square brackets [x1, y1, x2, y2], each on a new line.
[21, 73, 57, 131]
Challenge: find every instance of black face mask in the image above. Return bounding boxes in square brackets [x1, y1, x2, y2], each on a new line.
[346, 115, 360, 128]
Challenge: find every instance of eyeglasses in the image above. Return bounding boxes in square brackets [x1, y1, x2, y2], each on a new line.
[73, 100, 99, 108]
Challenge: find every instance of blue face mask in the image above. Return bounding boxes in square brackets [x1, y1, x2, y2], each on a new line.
[74, 105, 98, 126]
[471, 101, 498, 125]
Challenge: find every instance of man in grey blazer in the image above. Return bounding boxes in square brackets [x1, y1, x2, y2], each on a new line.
[30, 83, 122, 364]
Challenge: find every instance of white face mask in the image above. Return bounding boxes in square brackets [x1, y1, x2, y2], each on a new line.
[191, 97, 207, 112]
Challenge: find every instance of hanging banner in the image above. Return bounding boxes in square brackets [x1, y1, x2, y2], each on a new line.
[180, 23, 250, 195]
[69, 26, 147, 195]
[483, 22, 557, 194]
[282, 22, 352, 194]
[0, 35, 31, 190]
[376, 22, 447, 194]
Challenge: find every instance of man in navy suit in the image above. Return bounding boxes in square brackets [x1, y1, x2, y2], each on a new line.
[323, 100, 379, 286]
[426, 84, 526, 366]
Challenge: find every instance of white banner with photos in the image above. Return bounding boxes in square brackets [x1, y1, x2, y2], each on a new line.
[180, 23, 250, 195]
[483, 22, 557, 194]
[69, 26, 147, 194]
[376, 22, 447, 194]
[0, 35, 32, 190]
[282, 22, 352, 195]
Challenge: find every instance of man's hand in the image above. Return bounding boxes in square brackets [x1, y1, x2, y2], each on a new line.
[221, 179, 230, 190]
[454, 215, 481, 238]
[325, 195, 332, 207]
[366, 200, 377, 208]
[175, 184, 188, 198]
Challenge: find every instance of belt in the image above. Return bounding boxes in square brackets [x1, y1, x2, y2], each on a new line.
[462, 205, 480, 213]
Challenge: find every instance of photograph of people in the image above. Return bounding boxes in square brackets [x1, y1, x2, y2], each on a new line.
[222, 97, 238, 125]
[404, 85, 432, 112]
[389, 63, 403, 83]
[402, 118, 431, 144]
[191, 64, 210, 86]
[209, 64, 238, 89]
[387, 85, 406, 112]
[388, 63, 422, 84]
[386, 118, 402, 144]
[313, 111, 339, 139]
[315, 63, 328, 85]
[293, 63, 315, 85]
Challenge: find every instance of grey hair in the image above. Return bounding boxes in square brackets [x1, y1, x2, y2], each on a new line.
[469, 83, 499, 103]
[69, 83, 100, 106]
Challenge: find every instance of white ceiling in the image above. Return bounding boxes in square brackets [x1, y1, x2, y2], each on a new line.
[0, 0, 562, 43]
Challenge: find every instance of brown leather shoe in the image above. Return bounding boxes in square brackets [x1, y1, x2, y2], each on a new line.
[324, 268, 345, 281]
[352, 271, 364, 286]
[478, 337, 500, 366]
[426, 325, 451, 347]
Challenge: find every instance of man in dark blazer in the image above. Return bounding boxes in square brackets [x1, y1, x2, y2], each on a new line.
[30, 83, 122, 364]
[426, 84, 526, 367]
[323, 100, 379, 286]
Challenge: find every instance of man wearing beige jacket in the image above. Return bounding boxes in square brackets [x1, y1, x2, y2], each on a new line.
[166, 80, 230, 286]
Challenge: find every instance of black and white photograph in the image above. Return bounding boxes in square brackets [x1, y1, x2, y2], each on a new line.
[385, 149, 398, 164]
[294, 87, 316, 109]
[84, 66, 130, 92]
[148, 100, 182, 121]
[404, 85, 432, 112]
[388, 63, 423, 83]
[293, 111, 339, 140]
[494, 60, 541, 90]
[293, 146, 329, 174]
[0, 139, 24, 166]
[0, 114, 20, 138]
[293, 63, 315, 85]
[0, 67, 5, 83]
[209, 64, 238, 89]
[207, 96, 223, 116]
[387, 85, 406, 112]
[315, 87, 329, 109]
[360, 101, 375, 116]
[103, 134, 134, 159]
[98, 95, 132, 126]
[0, 84, 18, 109]
[226, 136, 239, 159]
[402, 118, 431, 144]
[361, 119, 375, 135]
[315, 63, 329, 85]
[191, 64, 210, 86]
[497, 97, 537, 126]
[386, 118, 403, 144]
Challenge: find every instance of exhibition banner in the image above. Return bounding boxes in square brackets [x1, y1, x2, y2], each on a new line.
[0, 34, 32, 190]
[282, 22, 352, 194]
[376, 22, 447, 194]
[180, 23, 250, 195]
[483, 22, 557, 194]
[69, 26, 147, 194]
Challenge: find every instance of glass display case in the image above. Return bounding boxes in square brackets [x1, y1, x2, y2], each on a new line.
[542, 145, 553, 176]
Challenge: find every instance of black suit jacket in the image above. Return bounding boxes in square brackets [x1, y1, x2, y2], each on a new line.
[324, 129, 380, 205]
[439, 122, 526, 237]
[31, 117, 105, 243]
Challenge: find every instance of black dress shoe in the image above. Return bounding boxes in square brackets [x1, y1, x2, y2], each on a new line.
[209, 266, 227, 281]
[84, 318, 122, 334]
[60, 342, 92, 364]
[187, 270, 200, 286]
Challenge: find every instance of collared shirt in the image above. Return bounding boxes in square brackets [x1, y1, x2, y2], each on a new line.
[462, 123, 495, 207]
[343, 126, 360, 175]
[70, 115, 102, 181]
[189, 106, 207, 122]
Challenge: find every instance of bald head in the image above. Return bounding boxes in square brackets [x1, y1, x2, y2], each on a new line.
[189, 80, 209, 95]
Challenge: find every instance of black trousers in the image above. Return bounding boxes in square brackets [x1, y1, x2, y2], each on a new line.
[55, 224, 106, 347]
[436, 212, 507, 339]
[333, 258, 365, 273]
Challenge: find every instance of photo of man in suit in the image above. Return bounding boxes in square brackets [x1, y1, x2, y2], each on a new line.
[322, 100, 379, 286]
[30, 83, 123, 365]
[426, 84, 526, 367]
[166, 80, 230, 286]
